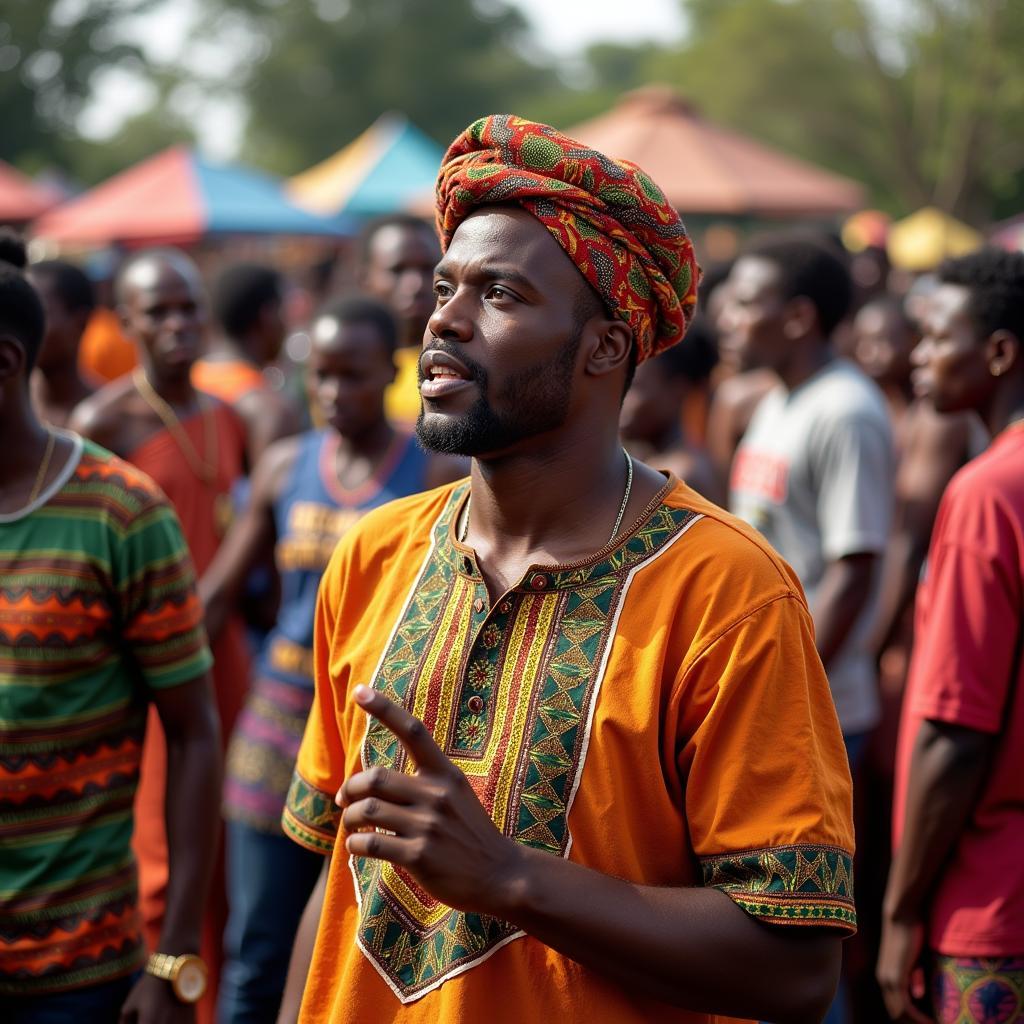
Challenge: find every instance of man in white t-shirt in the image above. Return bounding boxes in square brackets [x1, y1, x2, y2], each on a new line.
[722, 233, 894, 748]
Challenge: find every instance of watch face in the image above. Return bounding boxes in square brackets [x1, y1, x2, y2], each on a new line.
[176, 960, 207, 1003]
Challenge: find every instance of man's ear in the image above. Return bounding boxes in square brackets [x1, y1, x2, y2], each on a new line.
[987, 329, 1021, 378]
[585, 319, 633, 379]
[0, 335, 27, 384]
[782, 296, 817, 340]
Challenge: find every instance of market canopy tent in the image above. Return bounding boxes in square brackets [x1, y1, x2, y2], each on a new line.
[566, 86, 865, 217]
[288, 113, 445, 219]
[887, 207, 982, 271]
[0, 161, 59, 223]
[33, 146, 349, 246]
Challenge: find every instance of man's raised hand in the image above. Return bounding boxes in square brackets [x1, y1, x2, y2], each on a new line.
[338, 685, 527, 917]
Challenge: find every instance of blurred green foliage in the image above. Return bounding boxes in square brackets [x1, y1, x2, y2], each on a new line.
[3, 0, 1022, 222]
[0, 0, 192, 181]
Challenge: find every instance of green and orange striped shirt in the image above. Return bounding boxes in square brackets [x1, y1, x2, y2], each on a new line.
[0, 436, 213, 995]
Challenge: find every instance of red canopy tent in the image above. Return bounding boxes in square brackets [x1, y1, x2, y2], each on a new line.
[567, 87, 864, 217]
[0, 161, 59, 224]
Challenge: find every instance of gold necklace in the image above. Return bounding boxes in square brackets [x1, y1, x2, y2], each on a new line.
[27, 430, 57, 505]
[457, 448, 635, 545]
[133, 369, 218, 484]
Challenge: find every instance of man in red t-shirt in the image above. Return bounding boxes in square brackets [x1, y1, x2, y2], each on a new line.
[880, 248, 1024, 1024]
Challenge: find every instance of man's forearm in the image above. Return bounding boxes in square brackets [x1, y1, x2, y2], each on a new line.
[277, 858, 329, 1024]
[159, 695, 223, 953]
[499, 846, 840, 1024]
[812, 554, 876, 670]
[885, 720, 994, 923]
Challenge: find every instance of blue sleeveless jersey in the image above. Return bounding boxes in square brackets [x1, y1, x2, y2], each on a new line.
[259, 428, 430, 690]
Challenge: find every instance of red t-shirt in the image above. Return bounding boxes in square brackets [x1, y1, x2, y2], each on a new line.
[894, 425, 1024, 956]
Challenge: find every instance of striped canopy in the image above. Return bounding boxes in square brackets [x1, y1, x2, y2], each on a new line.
[33, 147, 350, 245]
[288, 113, 444, 219]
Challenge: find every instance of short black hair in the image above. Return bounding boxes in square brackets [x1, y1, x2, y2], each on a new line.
[744, 231, 853, 336]
[937, 248, 1024, 343]
[657, 316, 719, 383]
[0, 229, 28, 270]
[358, 214, 437, 269]
[315, 294, 398, 355]
[0, 263, 46, 372]
[212, 262, 283, 337]
[29, 260, 96, 314]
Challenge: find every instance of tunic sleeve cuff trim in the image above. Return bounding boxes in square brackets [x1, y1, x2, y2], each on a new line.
[281, 770, 339, 855]
[699, 843, 857, 933]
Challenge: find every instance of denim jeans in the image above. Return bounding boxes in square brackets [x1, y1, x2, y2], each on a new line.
[5, 971, 139, 1024]
[218, 819, 324, 1024]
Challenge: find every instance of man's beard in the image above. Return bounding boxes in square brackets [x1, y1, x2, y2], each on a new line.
[416, 334, 580, 457]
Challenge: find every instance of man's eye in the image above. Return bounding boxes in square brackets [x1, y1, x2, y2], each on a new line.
[433, 282, 453, 298]
[488, 286, 511, 300]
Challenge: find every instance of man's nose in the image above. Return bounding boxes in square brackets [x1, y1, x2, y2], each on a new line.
[427, 292, 471, 343]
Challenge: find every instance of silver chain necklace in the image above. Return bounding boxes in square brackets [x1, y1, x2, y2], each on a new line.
[457, 448, 634, 545]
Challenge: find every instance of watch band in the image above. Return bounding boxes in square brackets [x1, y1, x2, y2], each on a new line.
[146, 952, 180, 980]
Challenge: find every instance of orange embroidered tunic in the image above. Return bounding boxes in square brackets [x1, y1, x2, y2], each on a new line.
[285, 478, 855, 1024]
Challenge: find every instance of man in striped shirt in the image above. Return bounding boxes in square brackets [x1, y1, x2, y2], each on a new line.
[0, 260, 222, 1022]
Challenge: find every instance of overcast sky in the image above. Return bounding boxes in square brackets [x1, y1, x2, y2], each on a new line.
[79, 0, 686, 157]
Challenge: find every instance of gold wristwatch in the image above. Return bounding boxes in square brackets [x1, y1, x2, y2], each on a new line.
[145, 952, 208, 1003]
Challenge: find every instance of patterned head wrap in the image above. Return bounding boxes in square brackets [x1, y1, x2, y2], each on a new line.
[435, 114, 700, 363]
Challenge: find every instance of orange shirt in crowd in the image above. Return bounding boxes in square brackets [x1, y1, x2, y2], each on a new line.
[192, 357, 267, 405]
[127, 401, 250, 1024]
[283, 478, 856, 1024]
[78, 307, 138, 384]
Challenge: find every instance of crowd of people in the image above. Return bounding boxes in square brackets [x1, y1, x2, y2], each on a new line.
[0, 114, 1021, 1024]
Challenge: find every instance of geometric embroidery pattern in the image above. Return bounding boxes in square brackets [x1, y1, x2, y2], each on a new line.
[353, 486, 699, 1002]
[700, 844, 857, 930]
[281, 771, 341, 854]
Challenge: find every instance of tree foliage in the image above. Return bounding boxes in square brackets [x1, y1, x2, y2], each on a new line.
[196, 0, 562, 175]
[606, 0, 1024, 220]
[0, 0, 171, 176]
[3, 0, 1022, 221]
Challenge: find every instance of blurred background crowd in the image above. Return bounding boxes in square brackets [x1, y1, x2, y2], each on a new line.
[2, 1, 1023, 1023]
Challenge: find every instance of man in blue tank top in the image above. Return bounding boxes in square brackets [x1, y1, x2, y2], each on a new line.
[202, 295, 464, 1024]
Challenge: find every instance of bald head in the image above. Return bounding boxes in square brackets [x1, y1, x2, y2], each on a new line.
[116, 248, 207, 382]
[115, 248, 203, 307]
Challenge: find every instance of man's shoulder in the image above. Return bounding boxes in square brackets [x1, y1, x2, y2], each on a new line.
[940, 437, 1024, 535]
[64, 438, 177, 525]
[660, 479, 807, 607]
[68, 375, 137, 441]
[808, 360, 889, 421]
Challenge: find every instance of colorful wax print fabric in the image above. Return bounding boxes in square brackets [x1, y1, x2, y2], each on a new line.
[932, 955, 1024, 1024]
[435, 114, 700, 364]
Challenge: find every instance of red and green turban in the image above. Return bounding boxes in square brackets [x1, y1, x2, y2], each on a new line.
[435, 114, 700, 364]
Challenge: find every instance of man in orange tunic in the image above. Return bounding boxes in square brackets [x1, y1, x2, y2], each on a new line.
[71, 248, 250, 1024]
[279, 117, 856, 1024]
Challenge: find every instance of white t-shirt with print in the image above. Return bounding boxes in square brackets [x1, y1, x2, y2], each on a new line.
[730, 358, 894, 734]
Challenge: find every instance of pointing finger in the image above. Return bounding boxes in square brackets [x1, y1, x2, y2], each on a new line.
[352, 685, 451, 775]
